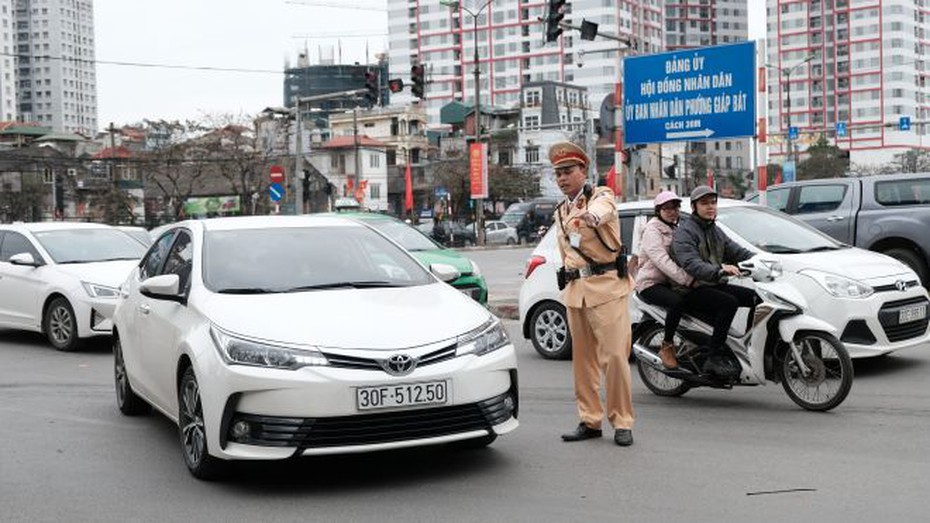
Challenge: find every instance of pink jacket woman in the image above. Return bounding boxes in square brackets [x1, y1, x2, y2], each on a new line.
[634, 211, 693, 292]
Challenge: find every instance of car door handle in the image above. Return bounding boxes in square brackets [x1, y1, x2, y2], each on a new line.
[138, 304, 150, 315]
[826, 216, 845, 222]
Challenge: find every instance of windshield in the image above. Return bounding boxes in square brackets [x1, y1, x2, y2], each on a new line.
[716, 206, 844, 254]
[363, 218, 441, 251]
[501, 203, 531, 227]
[34, 228, 148, 263]
[203, 225, 434, 293]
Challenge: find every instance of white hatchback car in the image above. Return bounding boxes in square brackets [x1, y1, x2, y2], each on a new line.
[0, 222, 147, 351]
[519, 198, 930, 360]
[113, 215, 518, 479]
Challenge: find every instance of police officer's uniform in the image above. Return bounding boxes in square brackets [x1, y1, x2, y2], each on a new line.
[550, 142, 635, 440]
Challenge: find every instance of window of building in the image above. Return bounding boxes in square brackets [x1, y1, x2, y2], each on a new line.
[369, 153, 380, 168]
[526, 146, 539, 163]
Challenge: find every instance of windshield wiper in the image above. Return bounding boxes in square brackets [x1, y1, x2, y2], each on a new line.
[760, 245, 803, 254]
[58, 257, 139, 264]
[215, 288, 278, 294]
[803, 245, 841, 253]
[283, 281, 403, 292]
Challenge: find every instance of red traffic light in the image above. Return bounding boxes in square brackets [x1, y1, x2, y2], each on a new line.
[388, 78, 404, 93]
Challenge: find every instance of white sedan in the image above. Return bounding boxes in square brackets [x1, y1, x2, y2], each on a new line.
[113, 215, 518, 479]
[519, 198, 930, 360]
[484, 220, 519, 246]
[0, 222, 147, 350]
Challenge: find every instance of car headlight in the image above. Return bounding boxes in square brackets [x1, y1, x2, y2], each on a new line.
[210, 326, 328, 370]
[799, 269, 873, 299]
[455, 319, 509, 357]
[82, 281, 119, 298]
[469, 259, 482, 276]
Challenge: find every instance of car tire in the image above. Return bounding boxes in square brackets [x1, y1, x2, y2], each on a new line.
[529, 301, 572, 360]
[179, 366, 225, 480]
[114, 335, 150, 416]
[883, 247, 929, 287]
[43, 297, 82, 352]
[506, 238, 516, 246]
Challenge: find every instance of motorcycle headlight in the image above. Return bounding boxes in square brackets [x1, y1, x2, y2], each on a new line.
[800, 269, 873, 299]
[469, 259, 482, 276]
[82, 281, 119, 298]
[455, 319, 509, 357]
[210, 326, 328, 370]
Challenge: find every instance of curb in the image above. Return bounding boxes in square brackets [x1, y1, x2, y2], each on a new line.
[489, 300, 519, 320]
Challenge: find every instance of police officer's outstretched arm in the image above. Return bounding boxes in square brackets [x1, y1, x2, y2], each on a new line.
[672, 225, 720, 282]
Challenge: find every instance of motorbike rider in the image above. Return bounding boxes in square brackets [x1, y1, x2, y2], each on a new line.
[634, 191, 694, 369]
[672, 185, 756, 378]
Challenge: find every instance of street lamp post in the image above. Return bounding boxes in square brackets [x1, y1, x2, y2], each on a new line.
[442, 0, 494, 246]
[768, 54, 814, 165]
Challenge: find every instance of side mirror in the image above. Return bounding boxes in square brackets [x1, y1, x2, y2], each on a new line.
[430, 263, 461, 283]
[9, 252, 41, 267]
[140, 274, 185, 304]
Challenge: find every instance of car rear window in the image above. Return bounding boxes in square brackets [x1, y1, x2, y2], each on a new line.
[875, 178, 930, 206]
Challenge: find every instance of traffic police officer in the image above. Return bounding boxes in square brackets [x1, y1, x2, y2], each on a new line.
[550, 141, 635, 447]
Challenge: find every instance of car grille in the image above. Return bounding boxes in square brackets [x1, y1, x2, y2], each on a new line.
[456, 284, 483, 302]
[878, 296, 930, 342]
[226, 391, 516, 449]
[321, 344, 457, 372]
[873, 280, 920, 293]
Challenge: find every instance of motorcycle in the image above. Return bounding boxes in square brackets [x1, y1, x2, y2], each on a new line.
[631, 257, 853, 411]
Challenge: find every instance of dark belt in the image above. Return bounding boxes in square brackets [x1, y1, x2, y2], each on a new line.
[564, 262, 617, 282]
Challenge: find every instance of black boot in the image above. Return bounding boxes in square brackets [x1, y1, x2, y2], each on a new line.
[702, 352, 731, 377]
[561, 423, 602, 442]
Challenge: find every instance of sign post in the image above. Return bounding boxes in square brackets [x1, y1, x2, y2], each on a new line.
[623, 41, 756, 145]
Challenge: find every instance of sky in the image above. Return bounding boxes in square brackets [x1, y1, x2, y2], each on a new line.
[93, 0, 766, 130]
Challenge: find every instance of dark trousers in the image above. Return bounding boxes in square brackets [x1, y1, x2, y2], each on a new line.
[638, 284, 685, 344]
[680, 284, 757, 349]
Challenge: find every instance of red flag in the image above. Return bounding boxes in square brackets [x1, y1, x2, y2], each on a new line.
[404, 163, 414, 212]
[605, 165, 618, 193]
[706, 166, 714, 188]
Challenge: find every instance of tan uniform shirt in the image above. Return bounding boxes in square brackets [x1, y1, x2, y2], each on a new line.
[555, 186, 633, 308]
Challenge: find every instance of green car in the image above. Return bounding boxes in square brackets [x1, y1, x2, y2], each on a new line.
[331, 212, 488, 305]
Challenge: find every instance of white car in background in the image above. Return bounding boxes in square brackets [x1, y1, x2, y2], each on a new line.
[483, 220, 519, 246]
[519, 198, 930, 360]
[0, 222, 148, 351]
[112, 215, 518, 479]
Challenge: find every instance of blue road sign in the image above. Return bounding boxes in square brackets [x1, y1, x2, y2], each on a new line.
[900, 116, 911, 131]
[783, 160, 796, 183]
[836, 122, 847, 138]
[623, 41, 756, 145]
[788, 126, 799, 140]
[269, 182, 284, 202]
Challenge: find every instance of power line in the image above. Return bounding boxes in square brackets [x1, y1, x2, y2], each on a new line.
[0, 51, 283, 75]
[285, 0, 386, 11]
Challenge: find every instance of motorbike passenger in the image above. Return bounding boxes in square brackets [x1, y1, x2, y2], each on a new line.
[672, 185, 756, 378]
[634, 191, 694, 369]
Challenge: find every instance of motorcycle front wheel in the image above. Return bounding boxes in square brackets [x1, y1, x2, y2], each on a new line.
[780, 332, 853, 412]
[635, 323, 691, 397]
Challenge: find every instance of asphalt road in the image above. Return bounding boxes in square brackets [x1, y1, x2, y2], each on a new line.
[1, 322, 928, 522]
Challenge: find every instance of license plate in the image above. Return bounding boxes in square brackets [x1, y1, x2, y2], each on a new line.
[898, 304, 928, 324]
[356, 380, 449, 411]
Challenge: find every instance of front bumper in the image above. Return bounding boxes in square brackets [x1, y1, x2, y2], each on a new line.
[73, 296, 119, 338]
[452, 274, 488, 305]
[196, 341, 518, 460]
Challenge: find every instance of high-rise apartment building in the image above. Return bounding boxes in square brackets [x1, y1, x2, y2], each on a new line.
[766, 0, 922, 166]
[665, 0, 751, 183]
[14, 0, 98, 135]
[1, 1, 17, 121]
[387, 0, 663, 127]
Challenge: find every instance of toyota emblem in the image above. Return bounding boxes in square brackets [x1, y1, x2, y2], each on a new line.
[382, 354, 417, 376]
[895, 280, 908, 292]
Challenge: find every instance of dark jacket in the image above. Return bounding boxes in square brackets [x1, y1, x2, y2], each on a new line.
[672, 213, 753, 283]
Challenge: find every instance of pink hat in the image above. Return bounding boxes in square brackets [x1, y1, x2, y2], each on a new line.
[654, 190, 681, 208]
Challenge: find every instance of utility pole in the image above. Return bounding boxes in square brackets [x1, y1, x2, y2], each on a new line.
[353, 107, 362, 201]
[295, 100, 303, 214]
[442, 0, 493, 245]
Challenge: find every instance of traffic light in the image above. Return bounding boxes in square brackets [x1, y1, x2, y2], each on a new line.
[388, 78, 404, 93]
[364, 70, 379, 105]
[622, 147, 631, 166]
[545, 0, 566, 43]
[663, 161, 677, 178]
[411, 64, 425, 99]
